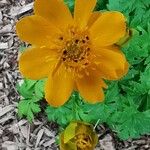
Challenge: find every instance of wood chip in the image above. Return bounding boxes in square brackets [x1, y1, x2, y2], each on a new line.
[20, 125, 28, 139]
[17, 119, 28, 126]
[0, 24, 12, 34]
[99, 134, 115, 150]
[0, 114, 15, 124]
[0, 0, 8, 4]
[0, 11, 2, 23]
[43, 139, 56, 147]
[0, 105, 14, 117]
[10, 3, 34, 17]
[2, 141, 18, 150]
[0, 42, 8, 49]
[35, 129, 44, 148]
[44, 127, 55, 137]
[0, 128, 3, 135]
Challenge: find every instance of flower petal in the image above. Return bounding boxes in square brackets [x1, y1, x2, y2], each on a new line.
[90, 11, 126, 46]
[34, 0, 73, 30]
[76, 71, 105, 103]
[74, 0, 97, 29]
[16, 15, 61, 46]
[87, 12, 101, 28]
[93, 46, 129, 80]
[19, 47, 58, 80]
[45, 64, 74, 107]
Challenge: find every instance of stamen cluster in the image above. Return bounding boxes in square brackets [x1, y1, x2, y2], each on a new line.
[59, 27, 92, 70]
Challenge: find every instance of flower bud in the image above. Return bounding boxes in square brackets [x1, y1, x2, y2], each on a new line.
[60, 121, 98, 150]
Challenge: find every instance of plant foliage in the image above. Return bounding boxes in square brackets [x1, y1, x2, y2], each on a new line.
[17, 0, 150, 140]
[17, 79, 45, 122]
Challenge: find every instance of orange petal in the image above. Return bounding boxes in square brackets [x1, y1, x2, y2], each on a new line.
[76, 71, 105, 103]
[45, 64, 74, 107]
[19, 47, 58, 80]
[16, 15, 61, 46]
[74, 0, 97, 29]
[93, 46, 129, 80]
[87, 12, 101, 28]
[90, 11, 126, 46]
[34, 0, 73, 30]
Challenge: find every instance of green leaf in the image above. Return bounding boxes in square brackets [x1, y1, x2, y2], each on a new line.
[140, 67, 150, 89]
[64, 0, 75, 12]
[17, 78, 45, 122]
[31, 103, 41, 113]
[17, 79, 37, 98]
[18, 100, 30, 118]
[107, 0, 150, 28]
[34, 79, 46, 99]
[138, 94, 150, 112]
[105, 82, 120, 104]
[108, 105, 150, 140]
[95, 0, 108, 10]
[27, 108, 34, 123]
[18, 99, 41, 122]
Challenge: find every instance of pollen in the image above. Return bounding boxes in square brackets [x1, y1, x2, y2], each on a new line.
[59, 26, 92, 73]
[75, 133, 92, 149]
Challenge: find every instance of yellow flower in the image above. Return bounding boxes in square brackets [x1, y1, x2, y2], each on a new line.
[60, 121, 98, 150]
[16, 0, 129, 107]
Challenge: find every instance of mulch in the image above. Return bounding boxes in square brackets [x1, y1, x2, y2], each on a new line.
[0, 0, 150, 150]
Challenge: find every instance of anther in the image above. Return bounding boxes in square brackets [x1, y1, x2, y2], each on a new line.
[84, 62, 88, 65]
[81, 57, 84, 60]
[75, 39, 79, 44]
[74, 59, 78, 63]
[59, 36, 63, 40]
[86, 36, 89, 40]
[63, 58, 66, 61]
[71, 31, 75, 35]
[82, 40, 86, 43]
[87, 47, 90, 51]
[63, 50, 67, 55]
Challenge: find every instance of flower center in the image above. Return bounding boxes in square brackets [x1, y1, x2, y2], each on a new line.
[59, 27, 92, 70]
[62, 37, 90, 64]
[75, 133, 92, 149]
